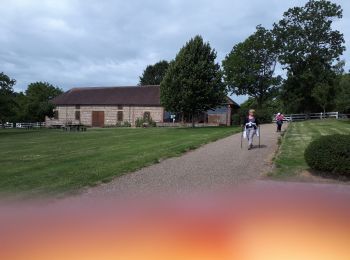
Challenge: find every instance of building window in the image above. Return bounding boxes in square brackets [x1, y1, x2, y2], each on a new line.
[143, 111, 151, 121]
[117, 111, 123, 122]
[75, 105, 80, 109]
[75, 111, 80, 120]
[118, 105, 123, 110]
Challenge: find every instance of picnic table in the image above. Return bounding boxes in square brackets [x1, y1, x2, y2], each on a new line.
[63, 124, 87, 132]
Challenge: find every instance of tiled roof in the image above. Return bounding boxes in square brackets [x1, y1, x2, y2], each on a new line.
[52, 85, 161, 106]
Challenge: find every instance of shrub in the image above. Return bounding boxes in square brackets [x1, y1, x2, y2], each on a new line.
[116, 121, 131, 127]
[123, 121, 131, 127]
[135, 118, 144, 127]
[304, 135, 350, 176]
[135, 117, 156, 128]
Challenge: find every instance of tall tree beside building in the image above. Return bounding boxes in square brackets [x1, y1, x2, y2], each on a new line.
[160, 36, 226, 127]
[222, 25, 281, 108]
[0, 72, 16, 124]
[139, 60, 169, 85]
[25, 82, 63, 122]
[273, 0, 345, 113]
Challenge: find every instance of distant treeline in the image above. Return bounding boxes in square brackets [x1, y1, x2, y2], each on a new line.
[0, 73, 62, 123]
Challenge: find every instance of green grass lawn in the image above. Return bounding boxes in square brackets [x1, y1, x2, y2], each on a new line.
[272, 119, 350, 178]
[0, 126, 240, 197]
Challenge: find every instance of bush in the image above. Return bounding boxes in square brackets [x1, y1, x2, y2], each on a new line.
[135, 117, 156, 128]
[123, 121, 131, 127]
[116, 121, 131, 127]
[304, 135, 350, 176]
[135, 118, 144, 127]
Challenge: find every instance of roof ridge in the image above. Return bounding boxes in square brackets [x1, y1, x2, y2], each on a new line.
[70, 85, 160, 91]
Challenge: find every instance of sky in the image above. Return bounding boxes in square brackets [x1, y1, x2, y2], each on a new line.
[1, 0, 349, 104]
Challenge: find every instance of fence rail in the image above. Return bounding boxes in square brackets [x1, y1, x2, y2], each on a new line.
[1, 122, 46, 129]
[273, 112, 350, 122]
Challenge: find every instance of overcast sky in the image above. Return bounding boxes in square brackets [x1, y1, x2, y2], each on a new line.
[1, 0, 349, 104]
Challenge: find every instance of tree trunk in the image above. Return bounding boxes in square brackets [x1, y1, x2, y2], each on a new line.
[192, 112, 195, 128]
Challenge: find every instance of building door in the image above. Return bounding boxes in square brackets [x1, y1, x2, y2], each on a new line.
[92, 111, 105, 127]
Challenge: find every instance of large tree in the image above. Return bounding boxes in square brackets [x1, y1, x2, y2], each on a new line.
[0, 72, 16, 124]
[12, 92, 29, 122]
[160, 35, 227, 127]
[139, 60, 169, 85]
[223, 25, 281, 108]
[335, 73, 350, 113]
[25, 82, 63, 122]
[273, 0, 345, 113]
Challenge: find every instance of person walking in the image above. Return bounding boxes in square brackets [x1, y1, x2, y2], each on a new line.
[244, 109, 259, 150]
[275, 113, 284, 132]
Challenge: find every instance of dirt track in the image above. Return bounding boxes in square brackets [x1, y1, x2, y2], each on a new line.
[80, 124, 279, 197]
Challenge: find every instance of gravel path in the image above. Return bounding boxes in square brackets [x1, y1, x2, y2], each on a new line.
[83, 124, 279, 197]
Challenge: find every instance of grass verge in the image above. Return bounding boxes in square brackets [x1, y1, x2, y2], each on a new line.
[271, 119, 350, 179]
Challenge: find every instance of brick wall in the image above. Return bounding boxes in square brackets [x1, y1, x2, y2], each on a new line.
[46, 105, 164, 127]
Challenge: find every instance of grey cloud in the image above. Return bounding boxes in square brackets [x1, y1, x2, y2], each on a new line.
[0, 0, 349, 105]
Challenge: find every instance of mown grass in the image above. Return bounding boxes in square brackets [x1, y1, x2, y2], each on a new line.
[0, 126, 240, 197]
[272, 120, 350, 178]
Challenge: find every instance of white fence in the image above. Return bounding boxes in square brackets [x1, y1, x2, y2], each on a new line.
[274, 112, 350, 122]
[1, 122, 46, 129]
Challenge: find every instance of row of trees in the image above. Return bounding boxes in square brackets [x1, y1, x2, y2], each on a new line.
[0, 72, 62, 124]
[225, 0, 348, 114]
[140, 0, 349, 119]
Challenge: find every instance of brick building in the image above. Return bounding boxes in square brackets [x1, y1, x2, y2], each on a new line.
[46, 85, 239, 127]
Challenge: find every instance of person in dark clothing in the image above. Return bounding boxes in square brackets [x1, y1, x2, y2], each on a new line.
[243, 109, 259, 150]
[275, 113, 284, 132]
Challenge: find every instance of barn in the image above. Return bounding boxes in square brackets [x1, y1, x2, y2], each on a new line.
[46, 85, 239, 127]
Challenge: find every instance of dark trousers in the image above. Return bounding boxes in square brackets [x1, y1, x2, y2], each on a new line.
[277, 122, 282, 132]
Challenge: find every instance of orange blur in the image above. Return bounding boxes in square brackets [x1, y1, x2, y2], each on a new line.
[1, 189, 350, 260]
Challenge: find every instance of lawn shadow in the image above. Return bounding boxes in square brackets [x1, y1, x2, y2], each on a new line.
[308, 169, 350, 183]
[340, 120, 350, 125]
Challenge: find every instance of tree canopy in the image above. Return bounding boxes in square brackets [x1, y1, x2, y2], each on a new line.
[273, 0, 345, 112]
[139, 60, 169, 85]
[161, 35, 227, 126]
[25, 82, 63, 122]
[0, 72, 16, 123]
[0, 74, 63, 124]
[223, 25, 281, 108]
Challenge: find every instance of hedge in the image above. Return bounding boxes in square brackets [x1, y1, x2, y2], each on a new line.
[304, 134, 350, 176]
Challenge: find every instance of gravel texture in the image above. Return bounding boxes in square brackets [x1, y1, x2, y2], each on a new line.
[82, 124, 279, 197]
